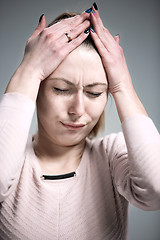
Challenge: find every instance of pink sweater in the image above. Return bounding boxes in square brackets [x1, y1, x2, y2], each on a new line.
[0, 93, 160, 240]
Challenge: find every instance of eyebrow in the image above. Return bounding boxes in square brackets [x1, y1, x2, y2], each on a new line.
[86, 83, 107, 87]
[49, 77, 107, 87]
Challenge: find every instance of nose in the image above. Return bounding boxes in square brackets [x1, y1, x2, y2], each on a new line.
[68, 92, 85, 118]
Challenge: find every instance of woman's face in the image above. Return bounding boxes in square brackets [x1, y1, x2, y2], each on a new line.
[37, 46, 108, 146]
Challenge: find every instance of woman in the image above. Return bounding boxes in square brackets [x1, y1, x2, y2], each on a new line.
[0, 2, 160, 240]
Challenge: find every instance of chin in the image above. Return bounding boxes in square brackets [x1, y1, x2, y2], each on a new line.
[53, 133, 86, 147]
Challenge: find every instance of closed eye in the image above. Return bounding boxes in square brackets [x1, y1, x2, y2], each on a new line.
[86, 91, 103, 98]
[53, 88, 103, 97]
[53, 87, 70, 94]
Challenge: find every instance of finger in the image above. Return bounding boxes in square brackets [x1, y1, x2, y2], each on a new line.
[48, 11, 90, 34]
[64, 11, 90, 27]
[90, 11, 113, 41]
[63, 19, 90, 43]
[29, 14, 47, 41]
[90, 3, 115, 47]
[46, 15, 90, 45]
[53, 20, 90, 51]
[60, 30, 90, 57]
[91, 4, 104, 28]
[90, 12, 117, 52]
[90, 30, 110, 59]
[114, 34, 120, 44]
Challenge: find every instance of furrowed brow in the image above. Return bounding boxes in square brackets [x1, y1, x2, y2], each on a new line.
[86, 82, 107, 88]
[49, 77, 74, 86]
[49, 78, 107, 88]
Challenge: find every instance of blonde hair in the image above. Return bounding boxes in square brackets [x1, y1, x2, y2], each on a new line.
[47, 12, 107, 138]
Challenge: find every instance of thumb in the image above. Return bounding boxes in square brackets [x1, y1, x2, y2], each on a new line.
[29, 14, 47, 41]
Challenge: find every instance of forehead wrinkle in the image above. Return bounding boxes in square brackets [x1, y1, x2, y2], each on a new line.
[49, 77, 107, 88]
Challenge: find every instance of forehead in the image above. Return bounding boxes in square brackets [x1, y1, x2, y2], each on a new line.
[49, 46, 107, 86]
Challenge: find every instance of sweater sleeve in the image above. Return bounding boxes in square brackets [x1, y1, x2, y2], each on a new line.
[0, 92, 35, 202]
[108, 114, 160, 210]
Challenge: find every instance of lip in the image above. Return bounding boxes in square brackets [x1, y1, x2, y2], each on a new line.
[61, 122, 86, 130]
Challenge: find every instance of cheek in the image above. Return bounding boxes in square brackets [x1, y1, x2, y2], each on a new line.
[38, 93, 65, 116]
[87, 96, 107, 121]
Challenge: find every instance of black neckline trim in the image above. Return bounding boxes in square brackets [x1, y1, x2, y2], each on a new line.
[42, 172, 76, 180]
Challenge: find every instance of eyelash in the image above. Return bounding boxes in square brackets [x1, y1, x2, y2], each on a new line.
[86, 91, 102, 98]
[53, 88, 102, 98]
[53, 87, 69, 94]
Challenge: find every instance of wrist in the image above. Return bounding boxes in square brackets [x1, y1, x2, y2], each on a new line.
[18, 58, 43, 82]
[5, 62, 41, 102]
[111, 83, 148, 122]
[109, 73, 134, 96]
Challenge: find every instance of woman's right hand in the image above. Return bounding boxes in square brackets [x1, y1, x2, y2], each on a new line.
[23, 13, 90, 81]
[5, 12, 90, 101]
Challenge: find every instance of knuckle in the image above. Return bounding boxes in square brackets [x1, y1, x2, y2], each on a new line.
[74, 15, 79, 19]
[73, 15, 80, 22]
[44, 33, 55, 43]
[70, 28, 74, 33]
[63, 18, 73, 25]
[80, 13, 87, 20]
[69, 21, 74, 27]
[69, 28, 77, 36]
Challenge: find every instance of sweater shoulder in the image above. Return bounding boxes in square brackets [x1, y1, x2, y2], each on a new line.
[86, 132, 126, 158]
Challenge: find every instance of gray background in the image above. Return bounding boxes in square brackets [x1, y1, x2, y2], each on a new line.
[0, 0, 160, 239]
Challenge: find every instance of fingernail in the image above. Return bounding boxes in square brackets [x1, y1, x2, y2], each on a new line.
[90, 26, 95, 33]
[85, 7, 92, 13]
[84, 28, 90, 34]
[115, 34, 120, 38]
[39, 14, 44, 23]
[93, 2, 98, 10]
[92, 9, 96, 17]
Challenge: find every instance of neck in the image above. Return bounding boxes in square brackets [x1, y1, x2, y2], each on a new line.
[33, 132, 85, 175]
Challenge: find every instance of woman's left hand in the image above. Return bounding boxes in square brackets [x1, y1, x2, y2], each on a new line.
[90, 4, 148, 121]
[90, 6, 133, 95]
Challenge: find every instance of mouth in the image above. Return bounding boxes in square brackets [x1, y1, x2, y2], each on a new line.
[61, 122, 86, 130]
